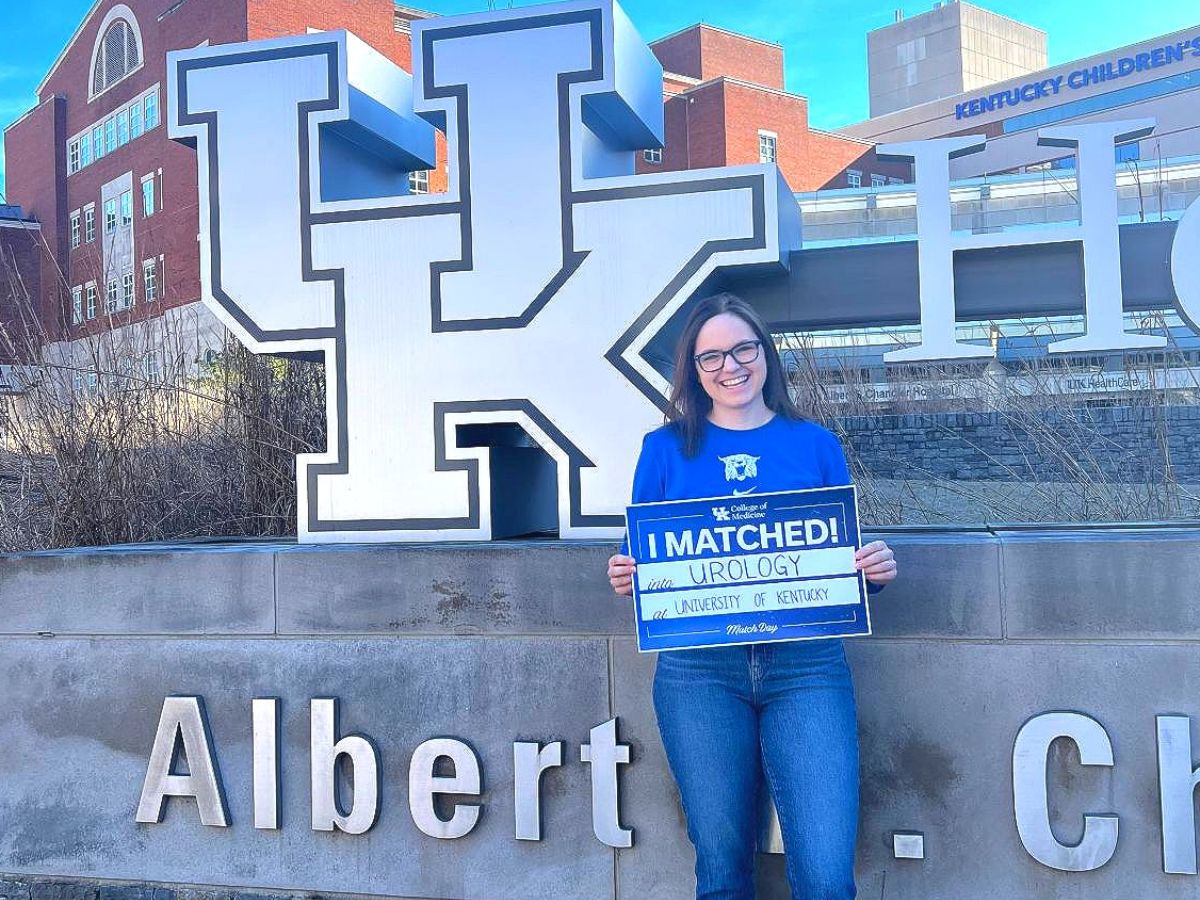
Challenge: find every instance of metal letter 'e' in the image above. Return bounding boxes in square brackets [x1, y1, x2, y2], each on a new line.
[408, 738, 483, 839]
[135, 696, 229, 827]
[310, 697, 380, 834]
[1012, 711, 1118, 871]
[513, 740, 564, 841]
[1157, 715, 1200, 874]
[581, 717, 633, 848]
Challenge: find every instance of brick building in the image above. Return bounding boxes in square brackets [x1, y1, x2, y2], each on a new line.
[2, 1, 906, 364]
[0, 205, 43, 376]
[642, 24, 910, 190]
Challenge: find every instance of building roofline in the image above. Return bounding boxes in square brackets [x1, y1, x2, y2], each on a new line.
[2, 101, 41, 135]
[843, 20, 1200, 134]
[650, 22, 783, 53]
[393, 3, 434, 17]
[809, 125, 875, 147]
[868, 0, 1048, 38]
[663, 70, 702, 85]
[954, 0, 1048, 38]
[669, 74, 806, 103]
[34, 0, 107, 97]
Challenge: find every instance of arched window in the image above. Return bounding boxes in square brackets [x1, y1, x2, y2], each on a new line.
[91, 14, 142, 96]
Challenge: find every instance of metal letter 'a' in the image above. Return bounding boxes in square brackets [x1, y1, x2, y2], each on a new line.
[168, 0, 799, 542]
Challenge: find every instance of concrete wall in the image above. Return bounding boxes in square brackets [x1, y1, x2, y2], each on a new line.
[3, 528, 1200, 898]
[839, 406, 1200, 482]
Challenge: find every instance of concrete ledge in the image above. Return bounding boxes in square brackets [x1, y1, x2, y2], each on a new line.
[0, 546, 275, 635]
[864, 531, 1002, 638]
[274, 540, 628, 635]
[998, 526, 1200, 639]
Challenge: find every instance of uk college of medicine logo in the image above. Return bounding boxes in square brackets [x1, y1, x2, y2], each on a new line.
[167, 0, 800, 543]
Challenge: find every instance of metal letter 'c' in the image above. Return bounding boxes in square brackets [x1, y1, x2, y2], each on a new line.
[1012, 711, 1118, 872]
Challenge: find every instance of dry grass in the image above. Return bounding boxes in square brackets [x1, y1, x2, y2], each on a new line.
[781, 324, 1200, 526]
[0, 239, 324, 552]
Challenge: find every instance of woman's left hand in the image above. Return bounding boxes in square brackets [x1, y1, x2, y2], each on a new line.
[855, 540, 897, 586]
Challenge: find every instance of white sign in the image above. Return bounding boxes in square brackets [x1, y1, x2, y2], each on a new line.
[168, 0, 1199, 543]
[168, 0, 799, 543]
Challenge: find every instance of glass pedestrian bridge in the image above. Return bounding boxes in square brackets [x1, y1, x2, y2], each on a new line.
[795, 155, 1200, 247]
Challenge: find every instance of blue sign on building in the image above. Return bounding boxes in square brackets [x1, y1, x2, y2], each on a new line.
[954, 37, 1200, 121]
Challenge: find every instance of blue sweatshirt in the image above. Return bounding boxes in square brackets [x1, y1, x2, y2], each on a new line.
[626, 414, 884, 592]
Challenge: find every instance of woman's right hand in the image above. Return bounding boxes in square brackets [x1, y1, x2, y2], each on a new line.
[607, 553, 637, 597]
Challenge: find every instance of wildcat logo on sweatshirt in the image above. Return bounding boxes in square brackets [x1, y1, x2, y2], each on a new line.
[720, 454, 760, 482]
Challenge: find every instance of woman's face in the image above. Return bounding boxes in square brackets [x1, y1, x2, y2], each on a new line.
[693, 312, 768, 415]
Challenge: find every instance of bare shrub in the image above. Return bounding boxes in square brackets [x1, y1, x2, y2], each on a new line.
[780, 322, 1200, 526]
[0, 236, 324, 552]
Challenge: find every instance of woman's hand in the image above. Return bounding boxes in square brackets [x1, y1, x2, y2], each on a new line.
[607, 553, 637, 597]
[855, 540, 897, 586]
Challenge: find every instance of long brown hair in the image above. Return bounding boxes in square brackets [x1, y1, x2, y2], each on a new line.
[666, 292, 803, 457]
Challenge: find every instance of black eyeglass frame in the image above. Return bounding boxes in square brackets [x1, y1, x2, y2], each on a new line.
[693, 339, 763, 373]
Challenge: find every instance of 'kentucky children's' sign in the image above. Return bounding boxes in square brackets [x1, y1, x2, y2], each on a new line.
[625, 486, 871, 651]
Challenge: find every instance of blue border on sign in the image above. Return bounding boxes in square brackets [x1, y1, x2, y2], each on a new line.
[625, 484, 872, 652]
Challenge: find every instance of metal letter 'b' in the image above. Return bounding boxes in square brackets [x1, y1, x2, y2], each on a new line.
[168, 0, 798, 542]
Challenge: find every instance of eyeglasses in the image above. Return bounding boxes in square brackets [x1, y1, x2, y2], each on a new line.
[694, 339, 762, 373]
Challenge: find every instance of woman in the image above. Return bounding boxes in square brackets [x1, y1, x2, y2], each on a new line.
[607, 293, 897, 899]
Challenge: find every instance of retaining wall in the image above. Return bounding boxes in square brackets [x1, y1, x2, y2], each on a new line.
[2, 527, 1200, 898]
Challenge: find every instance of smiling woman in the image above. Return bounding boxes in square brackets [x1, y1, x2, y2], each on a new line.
[606, 292, 898, 899]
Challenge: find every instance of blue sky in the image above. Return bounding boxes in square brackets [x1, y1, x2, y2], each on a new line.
[1, 0, 1196, 198]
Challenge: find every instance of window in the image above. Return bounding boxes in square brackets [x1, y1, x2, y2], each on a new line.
[80, 132, 92, 168]
[72, 287, 83, 325]
[846, 169, 862, 189]
[1003, 69, 1200, 135]
[116, 109, 129, 147]
[758, 130, 777, 164]
[871, 174, 886, 188]
[92, 16, 142, 96]
[68, 139, 81, 175]
[143, 353, 160, 382]
[104, 117, 116, 154]
[120, 191, 133, 227]
[129, 101, 143, 139]
[408, 169, 429, 194]
[92, 126, 104, 161]
[644, 147, 663, 165]
[142, 176, 155, 217]
[84, 205, 96, 243]
[70, 211, 81, 248]
[888, 176, 904, 185]
[122, 272, 135, 309]
[143, 259, 157, 302]
[1116, 142, 1140, 164]
[144, 91, 159, 130]
[104, 199, 117, 235]
[86, 284, 97, 320]
[106, 279, 119, 313]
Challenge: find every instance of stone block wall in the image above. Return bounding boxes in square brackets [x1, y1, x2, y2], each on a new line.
[4, 529, 1200, 898]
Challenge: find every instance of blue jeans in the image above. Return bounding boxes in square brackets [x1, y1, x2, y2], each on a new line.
[653, 639, 859, 899]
